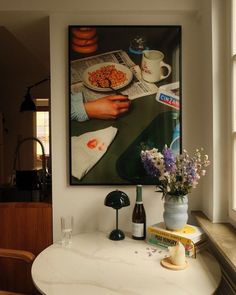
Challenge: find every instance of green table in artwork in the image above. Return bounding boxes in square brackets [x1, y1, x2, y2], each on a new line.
[70, 93, 178, 185]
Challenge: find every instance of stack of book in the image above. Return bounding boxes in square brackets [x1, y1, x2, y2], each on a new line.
[147, 222, 208, 258]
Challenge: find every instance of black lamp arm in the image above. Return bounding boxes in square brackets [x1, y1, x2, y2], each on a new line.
[27, 78, 50, 91]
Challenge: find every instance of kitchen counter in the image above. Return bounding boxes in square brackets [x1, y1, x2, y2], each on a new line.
[0, 184, 51, 202]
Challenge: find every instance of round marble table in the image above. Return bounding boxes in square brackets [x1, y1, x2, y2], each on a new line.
[32, 232, 221, 295]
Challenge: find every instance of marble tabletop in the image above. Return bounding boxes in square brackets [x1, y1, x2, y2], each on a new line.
[32, 232, 221, 295]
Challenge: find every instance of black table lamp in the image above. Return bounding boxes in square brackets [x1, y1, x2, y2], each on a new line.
[20, 78, 49, 112]
[104, 190, 130, 241]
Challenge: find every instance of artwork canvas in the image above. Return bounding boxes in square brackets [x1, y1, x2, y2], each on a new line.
[69, 25, 182, 185]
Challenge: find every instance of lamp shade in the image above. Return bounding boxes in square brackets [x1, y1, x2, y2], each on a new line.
[20, 90, 36, 112]
[104, 190, 130, 209]
[20, 78, 49, 112]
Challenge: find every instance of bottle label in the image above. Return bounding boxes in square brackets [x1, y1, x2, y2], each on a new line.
[132, 222, 144, 237]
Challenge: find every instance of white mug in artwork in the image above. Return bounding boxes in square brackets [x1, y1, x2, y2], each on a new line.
[141, 50, 172, 83]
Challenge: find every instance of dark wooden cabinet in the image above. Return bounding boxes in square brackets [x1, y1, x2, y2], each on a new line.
[0, 202, 53, 294]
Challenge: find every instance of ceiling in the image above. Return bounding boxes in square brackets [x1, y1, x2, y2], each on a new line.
[0, 12, 50, 77]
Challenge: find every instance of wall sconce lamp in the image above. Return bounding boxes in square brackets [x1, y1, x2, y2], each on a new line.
[104, 190, 130, 241]
[20, 78, 50, 112]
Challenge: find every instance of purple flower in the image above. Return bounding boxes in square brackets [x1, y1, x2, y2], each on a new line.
[140, 146, 210, 198]
[163, 146, 176, 172]
[141, 149, 161, 178]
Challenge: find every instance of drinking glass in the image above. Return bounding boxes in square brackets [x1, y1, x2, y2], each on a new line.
[60, 216, 73, 246]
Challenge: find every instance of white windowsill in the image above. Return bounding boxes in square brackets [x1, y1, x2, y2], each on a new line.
[192, 211, 236, 274]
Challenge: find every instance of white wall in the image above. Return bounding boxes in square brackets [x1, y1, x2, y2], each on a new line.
[0, 0, 200, 12]
[0, 0, 229, 239]
[199, 0, 229, 222]
[50, 11, 207, 242]
[211, 0, 229, 221]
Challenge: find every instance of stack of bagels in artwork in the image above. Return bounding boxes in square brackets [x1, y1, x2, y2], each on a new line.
[72, 27, 98, 54]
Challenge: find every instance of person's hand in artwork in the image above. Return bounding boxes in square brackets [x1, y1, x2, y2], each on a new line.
[84, 95, 131, 120]
[71, 92, 131, 122]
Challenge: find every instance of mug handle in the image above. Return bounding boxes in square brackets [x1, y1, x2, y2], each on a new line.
[160, 61, 172, 80]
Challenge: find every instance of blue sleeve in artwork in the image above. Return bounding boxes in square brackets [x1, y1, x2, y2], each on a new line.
[71, 92, 89, 122]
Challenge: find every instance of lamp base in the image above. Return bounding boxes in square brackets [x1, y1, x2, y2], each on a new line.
[109, 229, 125, 241]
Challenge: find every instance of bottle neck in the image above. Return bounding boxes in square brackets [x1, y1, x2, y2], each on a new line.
[136, 185, 143, 203]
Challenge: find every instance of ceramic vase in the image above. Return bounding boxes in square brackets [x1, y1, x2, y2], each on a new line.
[163, 194, 188, 231]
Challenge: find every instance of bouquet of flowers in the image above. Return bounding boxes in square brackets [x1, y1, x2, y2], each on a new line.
[140, 146, 210, 199]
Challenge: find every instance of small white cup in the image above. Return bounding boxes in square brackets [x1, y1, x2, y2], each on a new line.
[61, 216, 73, 246]
[141, 50, 172, 83]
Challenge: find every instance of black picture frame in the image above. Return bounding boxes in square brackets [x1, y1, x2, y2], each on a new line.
[69, 25, 182, 185]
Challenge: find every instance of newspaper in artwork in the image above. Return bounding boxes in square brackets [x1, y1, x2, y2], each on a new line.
[70, 50, 158, 101]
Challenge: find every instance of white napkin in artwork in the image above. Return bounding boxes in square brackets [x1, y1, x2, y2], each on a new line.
[71, 126, 118, 180]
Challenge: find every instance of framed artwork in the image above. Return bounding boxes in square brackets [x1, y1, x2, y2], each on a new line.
[69, 25, 182, 185]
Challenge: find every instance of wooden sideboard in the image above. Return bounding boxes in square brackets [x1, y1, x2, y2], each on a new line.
[0, 202, 53, 294]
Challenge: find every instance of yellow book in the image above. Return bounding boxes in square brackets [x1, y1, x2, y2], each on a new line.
[148, 222, 206, 242]
[147, 222, 207, 258]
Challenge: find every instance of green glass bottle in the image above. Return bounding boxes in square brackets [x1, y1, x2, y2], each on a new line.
[132, 185, 146, 240]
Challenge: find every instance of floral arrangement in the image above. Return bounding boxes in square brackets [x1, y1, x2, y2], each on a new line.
[140, 146, 210, 199]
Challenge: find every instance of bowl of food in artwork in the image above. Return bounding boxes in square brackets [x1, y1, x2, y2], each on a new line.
[82, 62, 133, 92]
